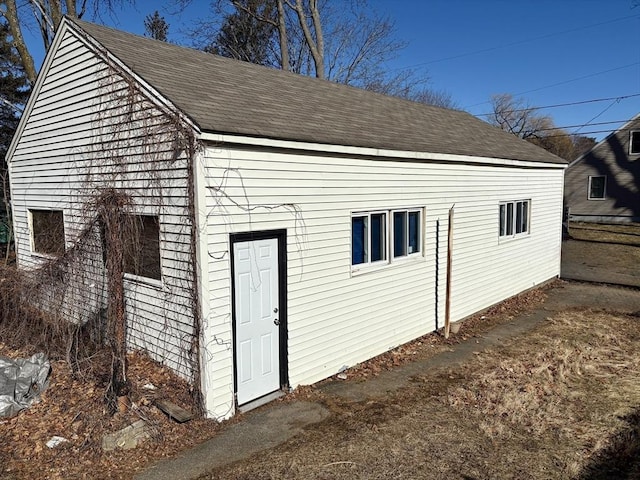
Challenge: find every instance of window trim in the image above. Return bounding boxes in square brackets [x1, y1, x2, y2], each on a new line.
[351, 210, 388, 268]
[587, 175, 607, 200]
[391, 208, 423, 261]
[630, 131, 640, 155]
[499, 200, 530, 240]
[351, 207, 424, 273]
[28, 208, 66, 257]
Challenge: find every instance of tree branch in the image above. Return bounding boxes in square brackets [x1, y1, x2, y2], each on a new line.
[4, 0, 37, 85]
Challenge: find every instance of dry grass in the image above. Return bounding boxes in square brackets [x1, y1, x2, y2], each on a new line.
[568, 222, 640, 246]
[201, 309, 640, 480]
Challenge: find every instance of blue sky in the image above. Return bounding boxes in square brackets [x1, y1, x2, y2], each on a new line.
[25, 0, 640, 141]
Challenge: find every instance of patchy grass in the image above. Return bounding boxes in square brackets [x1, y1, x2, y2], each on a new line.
[568, 222, 640, 246]
[201, 309, 640, 480]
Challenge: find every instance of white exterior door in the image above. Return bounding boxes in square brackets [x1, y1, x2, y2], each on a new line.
[233, 237, 280, 405]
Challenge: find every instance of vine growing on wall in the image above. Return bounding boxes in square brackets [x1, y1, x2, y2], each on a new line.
[1, 39, 206, 416]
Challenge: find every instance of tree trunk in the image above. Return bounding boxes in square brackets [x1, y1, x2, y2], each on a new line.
[290, 0, 324, 78]
[276, 0, 289, 71]
[4, 0, 37, 85]
[100, 202, 128, 414]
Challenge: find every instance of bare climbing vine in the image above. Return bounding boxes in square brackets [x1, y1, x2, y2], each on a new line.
[1, 39, 205, 415]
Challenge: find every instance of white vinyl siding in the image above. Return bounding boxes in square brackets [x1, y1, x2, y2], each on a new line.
[201, 144, 564, 418]
[8, 29, 196, 379]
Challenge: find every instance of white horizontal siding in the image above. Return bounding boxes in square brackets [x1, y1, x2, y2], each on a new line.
[201, 144, 563, 418]
[9, 28, 197, 380]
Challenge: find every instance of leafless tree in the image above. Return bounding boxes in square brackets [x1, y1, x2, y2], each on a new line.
[1, 0, 133, 85]
[488, 93, 553, 140]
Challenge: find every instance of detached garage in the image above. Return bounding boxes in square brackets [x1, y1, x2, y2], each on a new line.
[7, 18, 566, 419]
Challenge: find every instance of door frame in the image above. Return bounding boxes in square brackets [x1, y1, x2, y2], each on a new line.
[229, 229, 288, 405]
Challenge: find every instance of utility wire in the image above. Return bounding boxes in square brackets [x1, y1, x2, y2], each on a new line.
[390, 14, 638, 71]
[536, 119, 633, 132]
[475, 93, 640, 117]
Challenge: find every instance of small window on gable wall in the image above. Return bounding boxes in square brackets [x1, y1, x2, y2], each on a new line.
[30, 209, 65, 256]
[588, 176, 606, 200]
[123, 215, 161, 281]
[630, 131, 640, 155]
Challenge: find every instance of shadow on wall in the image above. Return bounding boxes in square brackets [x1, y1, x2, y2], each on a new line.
[583, 133, 640, 218]
[577, 408, 640, 479]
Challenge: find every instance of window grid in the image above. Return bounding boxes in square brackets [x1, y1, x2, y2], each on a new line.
[352, 208, 422, 269]
[499, 200, 530, 239]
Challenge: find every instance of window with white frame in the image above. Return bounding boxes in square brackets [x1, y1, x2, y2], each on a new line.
[392, 209, 422, 258]
[499, 200, 530, 238]
[630, 131, 640, 155]
[30, 209, 65, 256]
[352, 211, 387, 266]
[352, 208, 422, 268]
[588, 175, 606, 200]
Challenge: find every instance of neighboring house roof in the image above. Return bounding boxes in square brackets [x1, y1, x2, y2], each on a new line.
[569, 113, 640, 168]
[70, 18, 563, 165]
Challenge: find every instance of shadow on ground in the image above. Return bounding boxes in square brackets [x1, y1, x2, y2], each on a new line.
[577, 408, 640, 479]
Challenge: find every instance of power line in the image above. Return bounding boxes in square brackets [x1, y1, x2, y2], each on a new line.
[467, 63, 640, 110]
[475, 93, 640, 117]
[390, 14, 639, 71]
[536, 119, 632, 132]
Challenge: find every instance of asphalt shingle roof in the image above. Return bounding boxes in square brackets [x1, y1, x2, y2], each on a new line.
[71, 19, 565, 165]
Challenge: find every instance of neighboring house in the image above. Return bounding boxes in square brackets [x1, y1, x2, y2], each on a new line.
[565, 114, 640, 223]
[6, 18, 566, 419]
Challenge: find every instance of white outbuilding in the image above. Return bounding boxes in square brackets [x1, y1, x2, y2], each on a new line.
[7, 18, 566, 418]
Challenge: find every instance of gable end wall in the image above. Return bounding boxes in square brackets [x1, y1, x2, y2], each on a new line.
[9, 28, 197, 379]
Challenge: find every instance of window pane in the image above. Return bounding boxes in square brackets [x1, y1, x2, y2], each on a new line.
[123, 215, 161, 280]
[631, 132, 640, 154]
[31, 210, 65, 256]
[515, 202, 523, 234]
[499, 204, 506, 236]
[522, 201, 529, 233]
[352, 216, 367, 265]
[506, 203, 514, 236]
[589, 176, 605, 199]
[370, 213, 386, 262]
[408, 211, 420, 254]
[393, 211, 406, 257]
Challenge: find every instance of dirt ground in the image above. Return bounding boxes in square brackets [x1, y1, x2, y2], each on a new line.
[199, 299, 640, 480]
[562, 222, 640, 287]
[1, 224, 639, 479]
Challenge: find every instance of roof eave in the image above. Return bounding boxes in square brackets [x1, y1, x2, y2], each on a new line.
[199, 131, 568, 168]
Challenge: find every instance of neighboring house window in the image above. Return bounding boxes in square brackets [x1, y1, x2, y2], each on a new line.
[30, 209, 65, 256]
[630, 131, 640, 155]
[123, 215, 161, 280]
[352, 208, 422, 268]
[499, 200, 530, 238]
[588, 175, 606, 200]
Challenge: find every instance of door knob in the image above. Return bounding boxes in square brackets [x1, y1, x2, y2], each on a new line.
[274, 318, 280, 326]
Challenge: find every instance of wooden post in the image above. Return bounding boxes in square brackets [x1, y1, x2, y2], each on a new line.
[444, 205, 454, 339]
